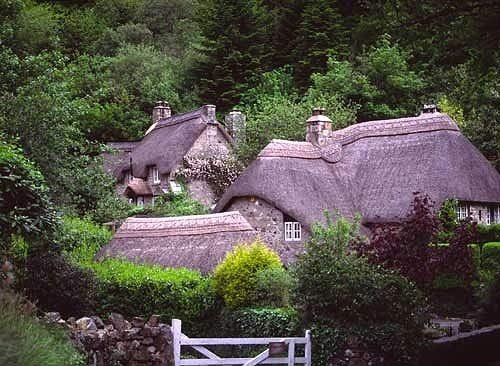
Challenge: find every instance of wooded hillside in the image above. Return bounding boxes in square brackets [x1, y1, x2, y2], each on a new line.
[0, 0, 499, 216]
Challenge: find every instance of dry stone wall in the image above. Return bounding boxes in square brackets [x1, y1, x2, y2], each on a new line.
[44, 312, 173, 366]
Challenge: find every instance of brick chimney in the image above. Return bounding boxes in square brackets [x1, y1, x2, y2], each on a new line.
[152, 101, 171, 124]
[306, 107, 333, 146]
[225, 110, 246, 145]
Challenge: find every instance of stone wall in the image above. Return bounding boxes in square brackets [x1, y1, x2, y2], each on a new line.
[227, 197, 308, 264]
[186, 179, 216, 208]
[44, 312, 173, 366]
[185, 125, 231, 159]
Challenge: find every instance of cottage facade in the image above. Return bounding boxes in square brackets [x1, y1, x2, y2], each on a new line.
[103, 103, 237, 207]
[214, 107, 500, 252]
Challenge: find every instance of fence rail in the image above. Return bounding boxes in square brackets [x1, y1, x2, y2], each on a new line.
[172, 319, 311, 366]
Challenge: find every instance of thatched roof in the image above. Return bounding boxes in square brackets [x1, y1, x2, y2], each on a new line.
[102, 141, 139, 179]
[215, 112, 500, 226]
[96, 212, 260, 273]
[102, 105, 232, 181]
[127, 106, 232, 179]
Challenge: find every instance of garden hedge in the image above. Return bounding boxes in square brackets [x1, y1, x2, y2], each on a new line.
[482, 242, 500, 271]
[87, 259, 217, 333]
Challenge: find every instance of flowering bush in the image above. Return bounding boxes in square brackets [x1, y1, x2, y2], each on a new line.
[178, 156, 242, 198]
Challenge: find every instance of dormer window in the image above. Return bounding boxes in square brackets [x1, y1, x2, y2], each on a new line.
[456, 203, 470, 221]
[152, 166, 160, 184]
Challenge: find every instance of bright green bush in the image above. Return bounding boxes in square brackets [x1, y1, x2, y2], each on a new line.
[213, 240, 283, 309]
[57, 216, 112, 256]
[0, 290, 85, 366]
[85, 258, 216, 333]
[293, 214, 428, 366]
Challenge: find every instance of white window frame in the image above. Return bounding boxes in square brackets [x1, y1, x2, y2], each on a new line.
[490, 205, 500, 224]
[152, 166, 160, 184]
[456, 203, 469, 221]
[284, 221, 301, 242]
[169, 180, 183, 195]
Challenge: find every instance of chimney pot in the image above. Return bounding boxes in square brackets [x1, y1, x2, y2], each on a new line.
[312, 107, 326, 116]
[421, 104, 438, 114]
[203, 104, 217, 124]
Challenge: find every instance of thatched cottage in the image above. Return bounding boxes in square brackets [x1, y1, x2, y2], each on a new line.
[214, 106, 500, 249]
[97, 212, 262, 273]
[103, 103, 244, 207]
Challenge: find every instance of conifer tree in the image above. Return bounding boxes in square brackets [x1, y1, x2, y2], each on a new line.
[194, 0, 270, 112]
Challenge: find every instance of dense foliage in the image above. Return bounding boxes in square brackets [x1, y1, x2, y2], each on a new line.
[360, 194, 477, 290]
[82, 258, 216, 333]
[293, 214, 428, 365]
[213, 240, 284, 309]
[23, 252, 98, 318]
[0, 139, 56, 252]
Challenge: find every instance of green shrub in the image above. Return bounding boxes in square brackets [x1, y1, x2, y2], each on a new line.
[213, 240, 283, 309]
[0, 289, 85, 366]
[219, 307, 300, 338]
[252, 267, 293, 307]
[57, 216, 112, 256]
[480, 269, 500, 324]
[23, 252, 98, 318]
[86, 258, 216, 333]
[482, 242, 500, 271]
[477, 224, 500, 243]
[293, 214, 428, 366]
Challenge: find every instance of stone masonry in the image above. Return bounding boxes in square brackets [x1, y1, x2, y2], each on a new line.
[44, 312, 173, 366]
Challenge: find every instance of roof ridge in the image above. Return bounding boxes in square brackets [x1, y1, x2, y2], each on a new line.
[331, 113, 459, 147]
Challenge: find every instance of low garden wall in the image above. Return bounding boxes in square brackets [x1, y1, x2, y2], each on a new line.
[422, 324, 500, 366]
[44, 312, 174, 366]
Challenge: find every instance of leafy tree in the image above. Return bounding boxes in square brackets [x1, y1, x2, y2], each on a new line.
[310, 35, 426, 121]
[0, 139, 56, 253]
[13, 1, 62, 56]
[293, 213, 428, 365]
[236, 69, 357, 163]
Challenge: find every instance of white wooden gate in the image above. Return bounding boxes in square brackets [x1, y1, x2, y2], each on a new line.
[172, 319, 311, 366]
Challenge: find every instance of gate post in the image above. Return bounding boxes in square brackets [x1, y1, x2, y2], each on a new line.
[172, 319, 181, 366]
[305, 330, 312, 366]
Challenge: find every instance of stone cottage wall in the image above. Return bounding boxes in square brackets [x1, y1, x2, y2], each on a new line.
[227, 197, 308, 264]
[44, 312, 173, 366]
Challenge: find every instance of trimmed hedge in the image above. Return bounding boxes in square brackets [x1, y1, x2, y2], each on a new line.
[219, 307, 300, 338]
[477, 224, 500, 243]
[482, 242, 500, 271]
[86, 258, 217, 333]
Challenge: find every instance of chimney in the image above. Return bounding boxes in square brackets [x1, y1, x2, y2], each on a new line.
[306, 107, 333, 146]
[203, 104, 217, 124]
[421, 104, 438, 114]
[152, 101, 171, 124]
[225, 110, 246, 145]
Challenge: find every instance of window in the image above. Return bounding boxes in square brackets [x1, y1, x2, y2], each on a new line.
[490, 205, 500, 224]
[169, 180, 183, 194]
[456, 203, 469, 221]
[152, 166, 160, 184]
[137, 196, 144, 207]
[284, 222, 301, 241]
